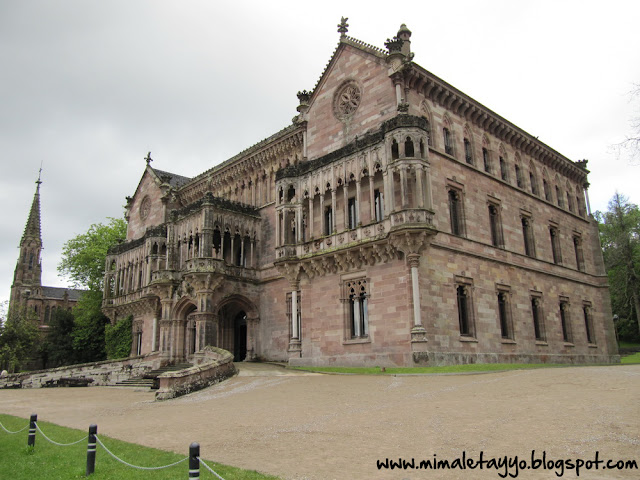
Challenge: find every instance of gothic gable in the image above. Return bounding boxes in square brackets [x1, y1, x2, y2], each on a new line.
[304, 42, 396, 160]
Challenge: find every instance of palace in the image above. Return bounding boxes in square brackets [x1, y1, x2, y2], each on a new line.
[102, 21, 618, 366]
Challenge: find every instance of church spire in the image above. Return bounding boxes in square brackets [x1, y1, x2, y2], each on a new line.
[21, 170, 43, 244]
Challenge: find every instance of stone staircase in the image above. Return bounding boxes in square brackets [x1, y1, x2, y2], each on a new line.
[115, 363, 192, 390]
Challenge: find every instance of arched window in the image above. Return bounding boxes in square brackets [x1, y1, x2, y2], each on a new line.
[404, 137, 415, 157]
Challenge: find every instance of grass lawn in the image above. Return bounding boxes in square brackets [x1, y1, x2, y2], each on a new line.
[622, 352, 640, 364]
[0, 414, 280, 480]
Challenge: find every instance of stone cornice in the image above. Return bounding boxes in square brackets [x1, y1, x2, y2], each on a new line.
[405, 63, 588, 183]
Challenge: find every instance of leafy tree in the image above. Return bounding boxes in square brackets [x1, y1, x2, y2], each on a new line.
[0, 302, 40, 373]
[46, 308, 76, 367]
[58, 217, 127, 291]
[71, 290, 110, 363]
[615, 84, 640, 165]
[105, 315, 132, 359]
[595, 193, 640, 341]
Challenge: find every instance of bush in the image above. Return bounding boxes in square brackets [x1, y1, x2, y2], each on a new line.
[105, 315, 132, 359]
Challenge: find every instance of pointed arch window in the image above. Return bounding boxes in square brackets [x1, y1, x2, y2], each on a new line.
[464, 138, 473, 164]
[448, 187, 465, 236]
[443, 128, 454, 156]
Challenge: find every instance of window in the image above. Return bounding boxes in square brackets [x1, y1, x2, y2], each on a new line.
[287, 291, 302, 340]
[443, 128, 454, 156]
[556, 186, 564, 208]
[515, 165, 523, 188]
[543, 179, 552, 201]
[573, 235, 585, 272]
[549, 225, 562, 265]
[374, 189, 384, 222]
[529, 171, 538, 196]
[448, 188, 465, 236]
[566, 192, 574, 212]
[456, 281, 475, 337]
[497, 287, 514, 340]
[324, 206, 333, 236]
[464, 138, 473, 164]
[583, 303, 595, 344]
[405, 137, 415, 157]
[348, 197, 357, 229]
[521, 215, 536, 257]
[531, 295, 545, 341]
[499, 157, 509, 181]
[345, 278, 368, 338]
[482, 148, 491, 173]
[391, 139, 399, 160]
[559, 299, 572, 343]
[488, 203, 504, 248]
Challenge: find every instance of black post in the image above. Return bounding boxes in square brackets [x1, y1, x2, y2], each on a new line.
[189, 442, 200, 480]
[86, 424, 97, 476]
[27, 414, 37, 447]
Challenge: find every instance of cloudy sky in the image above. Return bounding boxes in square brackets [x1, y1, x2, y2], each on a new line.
[1, 1, 639, 307]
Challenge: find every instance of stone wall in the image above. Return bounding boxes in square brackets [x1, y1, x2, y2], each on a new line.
[0, 355, 159, 389]
[155, 347, 236, 400]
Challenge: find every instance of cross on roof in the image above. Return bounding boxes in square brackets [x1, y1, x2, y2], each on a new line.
[145, 152, 153, 165]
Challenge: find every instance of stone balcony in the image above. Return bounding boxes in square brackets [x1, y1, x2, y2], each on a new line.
[276, 208, 435, 260]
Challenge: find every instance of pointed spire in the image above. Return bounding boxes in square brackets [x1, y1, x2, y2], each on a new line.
[21, 171, 43, 244]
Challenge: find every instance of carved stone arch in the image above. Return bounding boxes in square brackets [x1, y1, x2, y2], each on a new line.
[173, 296, 198, 320]
[420, 99, 435, 147]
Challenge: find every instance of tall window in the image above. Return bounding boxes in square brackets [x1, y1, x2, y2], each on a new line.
[556, 186, 564, 208]
[374, 189, 384, 222]
[583, 303, 595, 344]
[543, 179, 552, 201]
[457, 283, 475, 337]
[482, 148, 491, 173]
[515, 165, 523, 188]
[521, 216, 536, 257]
[345, 278, 368, 338]
[559, 300, 572, 343]
[448, 189, 465, 236]
[566, 192, 574, 212]
[499, 157, 509, 181]
[324, 206, 333, 236]
[464, 138, 473, 164]
[573, 235, 585, 272]
[348, 197, 357, 229]
[443, 128, 454, 156]
[497, 289, 514, 340]
[531, 296, 545, 341]
[405, 137, 415, 157]
[529, 171, 538, 196]
[489, 204, 504, 248]
[549, 226, 562, 264]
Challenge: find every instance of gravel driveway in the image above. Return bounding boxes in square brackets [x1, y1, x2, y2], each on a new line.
[1, 363, 638, 480]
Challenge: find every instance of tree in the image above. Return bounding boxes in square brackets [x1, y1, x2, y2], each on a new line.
[0, 301, 40, 373]
[71, 290, 110, 363]
[45, 308, 76, 367]
[595, 193, 640, 341]
[58, 217, 127, 291]
[615, 84, 640, 165]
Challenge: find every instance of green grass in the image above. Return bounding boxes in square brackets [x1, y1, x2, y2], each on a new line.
[618, 340, 640, 351]
[289, 362, 568, 375]
[621, 352, 640, 364]
[0, 414, 280, 479]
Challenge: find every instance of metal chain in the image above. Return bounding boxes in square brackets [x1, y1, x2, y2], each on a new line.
[0, 420, 29, 434]
[197, 457, 226, 480]
[95, 435, 188, 470]
[35, 422, 86, 446]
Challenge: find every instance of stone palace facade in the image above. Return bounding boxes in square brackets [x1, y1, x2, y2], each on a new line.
[102, 21, 618, 366]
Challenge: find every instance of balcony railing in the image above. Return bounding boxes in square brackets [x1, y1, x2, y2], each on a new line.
[276, 208, 434, 260]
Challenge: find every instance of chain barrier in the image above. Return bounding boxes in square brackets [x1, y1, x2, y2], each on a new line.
[34, 422, 86, 446]
[0, 420, 29, 434]
[198, 457, 227, 480]
[94, 435, 189, 470]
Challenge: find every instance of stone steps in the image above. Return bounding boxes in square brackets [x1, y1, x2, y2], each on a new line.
[115, 363, 193, 390]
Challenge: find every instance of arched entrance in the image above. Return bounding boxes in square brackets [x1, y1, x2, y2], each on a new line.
[217, 295, 259, 362]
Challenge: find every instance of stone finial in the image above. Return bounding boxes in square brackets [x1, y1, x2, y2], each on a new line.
[145, 151, 153, 165]
[397, 24, 412, 57]
[337, 17, 349, 37]
[384, 36, 403, 54]
[576, 159, 589, 170]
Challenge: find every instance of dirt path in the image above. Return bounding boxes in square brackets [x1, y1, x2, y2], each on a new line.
[1, 364, 639, 480]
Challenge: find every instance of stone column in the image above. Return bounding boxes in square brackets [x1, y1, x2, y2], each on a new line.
[425, 163, 434, 210]
[408, 254, 427, 342]
[355, 179, 362, 225]
[368, 177, 375, 223]
[583, 182, 592, 216]
[246, 316, 260, 361]
[288, 280, 302, 358]
[275, 211, 281, 247]
[152, 316, 158, 351]
[343, 185, 349, 229]
[331, 189, 337, 233]
[192, 312, 218, 351]
[320, 194, 325, 235]
[415, 166, 424, 209]
[308, 197, 314, 239]
[400, 166, 408, 209]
